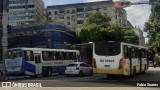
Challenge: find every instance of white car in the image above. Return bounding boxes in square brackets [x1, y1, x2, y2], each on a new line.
[65, 62, 93, 77]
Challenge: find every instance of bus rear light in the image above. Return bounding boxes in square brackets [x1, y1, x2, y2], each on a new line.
[92, 58, 97, 68]
[118, 58, 123, 69]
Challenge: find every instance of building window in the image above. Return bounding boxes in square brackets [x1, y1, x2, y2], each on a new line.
[77, 14, 84, 18]
[77, 20, 84, 24]
[48, 17, 52, 21]
[55, 11, 58, 14]
[85, 7, 93, 11]
[48, 11, 52, 15]
[85, 13, 91, 17]
[67, 22, 70, 25]
[104, 13, 107, 16]
[77, 7, 84, 12]
[59, 16, 64, 19]
[67, 16, 70, 20]
[66, 10, 70, 13]
[96, 7, 100, 11]
[55, 17, 58, 20]
[72, 9, 76, 13]
[59, 9, 64, 13]
[103, 7, 107, 10]
[28, 5, 34, 8]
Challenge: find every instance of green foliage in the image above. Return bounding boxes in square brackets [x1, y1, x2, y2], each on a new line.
[144, 3, 160, 52]
[76, 12, 139, 44]
[84, 12, 111, 28]
[154, 55, 160, 62]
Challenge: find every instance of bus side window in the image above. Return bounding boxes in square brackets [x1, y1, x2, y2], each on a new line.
[135, 48, 138, 58]
[59, 52, 64, 60]
[55, 52, 60, 60]
[70, 52, 74, 60]
[51, 52, 56, 60]
[63, 52, 66, 60]
[123, 46, 128, 59]
[73, 52, 76, 60]
[141, 49, 147, 58]
[66, 52, 70, 60]
[132, 48, 136, 58]
[25, 51, 34, 61]
[42, 51, 50, 61]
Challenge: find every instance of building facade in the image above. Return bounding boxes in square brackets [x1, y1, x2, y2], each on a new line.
[0, 0, 3, 61]
[8, 23, 77, 49]
[8, 0, 46, 26]
[47, 1, 128, 31]
[0, 0, 9, 61]
[134, 28, 145, 45]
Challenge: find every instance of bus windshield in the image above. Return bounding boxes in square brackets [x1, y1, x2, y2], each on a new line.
[95, 42, 120, 56]
[5, 49, 22, 59]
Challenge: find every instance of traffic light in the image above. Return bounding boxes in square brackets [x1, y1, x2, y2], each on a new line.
[114, 1, 131, 8]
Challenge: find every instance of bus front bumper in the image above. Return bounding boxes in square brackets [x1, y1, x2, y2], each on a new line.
[93, 68, 123, 75]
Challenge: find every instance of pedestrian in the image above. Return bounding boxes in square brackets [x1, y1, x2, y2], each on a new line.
[154, 62, 157, 68]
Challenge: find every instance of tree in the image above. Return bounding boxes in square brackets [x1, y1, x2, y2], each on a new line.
[76, 12, 139, 44]
[76, 12, 110, 43]
[144, 3, 160, 52]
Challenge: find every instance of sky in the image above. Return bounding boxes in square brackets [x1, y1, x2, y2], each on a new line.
[43, 0, 151, 42]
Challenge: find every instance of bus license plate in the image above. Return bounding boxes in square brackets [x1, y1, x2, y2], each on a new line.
[104, 65, 110, 67]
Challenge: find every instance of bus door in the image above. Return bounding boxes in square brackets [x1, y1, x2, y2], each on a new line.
[34, 53, 42, 75]
[139, 49, 142, 73]
[128, 47, 132, 75]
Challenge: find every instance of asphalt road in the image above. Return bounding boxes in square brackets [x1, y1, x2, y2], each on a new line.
[1, 67, 160, 87]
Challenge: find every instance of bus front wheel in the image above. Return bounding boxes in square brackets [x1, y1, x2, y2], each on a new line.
[47, 68, 52, 76]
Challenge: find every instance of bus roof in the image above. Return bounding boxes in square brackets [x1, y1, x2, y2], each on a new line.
[94, 42, 148, 49]
[121, 42, 148, 49]
[6, 47, 80, 52]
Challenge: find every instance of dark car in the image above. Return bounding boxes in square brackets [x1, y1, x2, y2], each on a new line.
[154, 62, 160, 67]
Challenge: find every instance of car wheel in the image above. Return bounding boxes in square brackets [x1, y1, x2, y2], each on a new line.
[66, 74, 70, 77]
[79, 71, 83, 77]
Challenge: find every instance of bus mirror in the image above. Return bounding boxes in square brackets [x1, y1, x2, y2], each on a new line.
[88, 42, 93, 44]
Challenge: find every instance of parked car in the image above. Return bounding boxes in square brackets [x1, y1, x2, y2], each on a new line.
[65, 62, 93, 77]
[154, 61, 160, 67]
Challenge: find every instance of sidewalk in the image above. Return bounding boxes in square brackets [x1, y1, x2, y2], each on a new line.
[0, 87, 159, 90]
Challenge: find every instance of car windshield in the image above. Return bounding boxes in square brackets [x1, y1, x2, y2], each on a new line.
[68, 63, 78, 67]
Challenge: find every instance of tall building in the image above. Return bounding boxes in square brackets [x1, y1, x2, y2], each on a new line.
[8, 0, 46, 26]
[8, 23, 77, 49]
[0, 0, 9, 61]
[134, 28, 145, 45]
[47, 1, 128, 30]
[0, 0, 3, 61]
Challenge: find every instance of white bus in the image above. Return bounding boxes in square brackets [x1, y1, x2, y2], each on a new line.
[92, 42, 149, 78]
[4, 48, 80, 77]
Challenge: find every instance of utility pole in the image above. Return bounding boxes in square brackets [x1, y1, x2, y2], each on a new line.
[1, 0, 8, 61]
